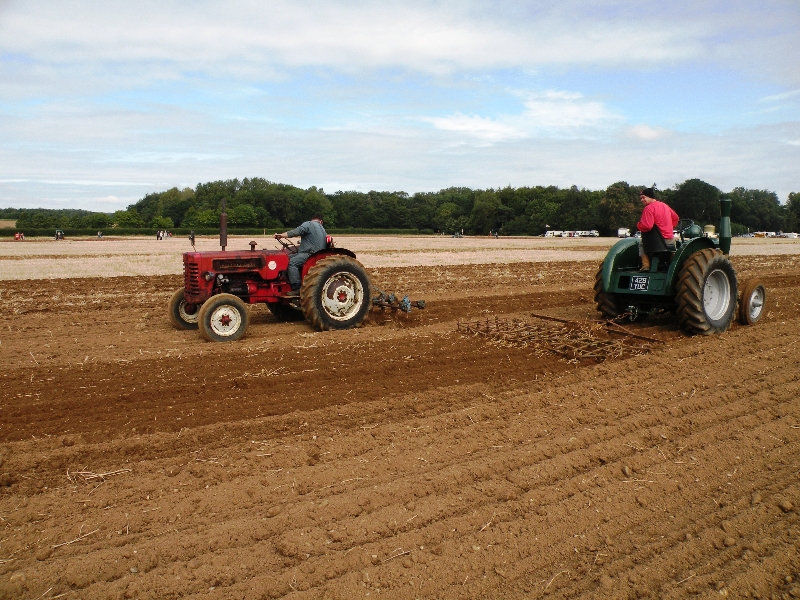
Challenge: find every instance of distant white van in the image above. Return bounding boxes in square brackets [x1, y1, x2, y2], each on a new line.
[618, 228, 631, 238]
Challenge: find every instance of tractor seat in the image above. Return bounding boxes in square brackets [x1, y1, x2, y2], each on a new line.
[641, 228, 676, 271]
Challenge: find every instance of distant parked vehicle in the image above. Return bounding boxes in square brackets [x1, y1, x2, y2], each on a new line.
[618, 228, 631, 238]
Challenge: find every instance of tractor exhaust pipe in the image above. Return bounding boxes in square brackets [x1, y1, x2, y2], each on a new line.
[719, 197, 731, 255]
[220, 198, 228, 251]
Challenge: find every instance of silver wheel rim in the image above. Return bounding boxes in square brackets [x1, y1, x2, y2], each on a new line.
[747, 287, 765, 321]
[208, 304, 243, 337]
[703, 269, 731, 321]
[320, 271, 364, 322]
[178, 300, 199, 324]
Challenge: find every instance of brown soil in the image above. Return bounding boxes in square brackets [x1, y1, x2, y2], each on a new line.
[1, 254, 799, 599]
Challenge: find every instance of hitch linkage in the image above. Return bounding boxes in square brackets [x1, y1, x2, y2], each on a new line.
[372, 289, 425, 313]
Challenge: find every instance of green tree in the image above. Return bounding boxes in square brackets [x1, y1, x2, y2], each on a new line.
[468, 190, 513, 234]
[150, 216, 175, 229]
[183, 209, 220, 228]
[228, 204, 258, 227]
[671, 179, 720, 225]
[113, 210, 145, 228]
[599, 182, 639, 234]
[432, 202, 460, 232]
[728, 187, 784, 231]
[785, 192, 800, 233]
[82, 213, 113, 229]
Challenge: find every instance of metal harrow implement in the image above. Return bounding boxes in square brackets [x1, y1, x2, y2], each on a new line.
[457, 314, 658, 362]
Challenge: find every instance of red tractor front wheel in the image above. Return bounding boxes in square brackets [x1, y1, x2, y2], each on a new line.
[197, 294, 250, 342]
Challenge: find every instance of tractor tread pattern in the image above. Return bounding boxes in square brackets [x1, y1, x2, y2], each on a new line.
[738, 279, 766, 325]
[593, 263, 621, 319]
[300, 255, 372, 332]
[675, 248, 737, 335]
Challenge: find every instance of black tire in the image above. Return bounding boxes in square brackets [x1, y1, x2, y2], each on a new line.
[197, 293, 250, 342]
[738, 279, 766, 325]
[300, 256, 372, 331]
[168, 288, 199, 330]
[593, 263, 622, 319]
[267, 302, 305, 322]
[675, 249, 738, 335]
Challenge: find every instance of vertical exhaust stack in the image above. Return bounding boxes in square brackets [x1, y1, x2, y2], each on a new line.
[220, 198, 228, 252]
[719, 197, 731, 255]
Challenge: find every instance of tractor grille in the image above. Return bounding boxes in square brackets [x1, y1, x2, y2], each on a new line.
[184, 261, 201, 295]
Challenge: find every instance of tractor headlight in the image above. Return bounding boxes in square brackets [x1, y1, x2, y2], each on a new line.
[203, 271, 215, 281]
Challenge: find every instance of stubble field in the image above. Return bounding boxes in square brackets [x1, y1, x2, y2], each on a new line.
[1, 234, 799, 599]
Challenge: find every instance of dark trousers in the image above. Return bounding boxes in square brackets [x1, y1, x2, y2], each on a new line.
[288, 252, 311, 288]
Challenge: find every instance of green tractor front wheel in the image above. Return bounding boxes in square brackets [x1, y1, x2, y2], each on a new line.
[738, 279, 766, 325]
[675, 249, 738, 335]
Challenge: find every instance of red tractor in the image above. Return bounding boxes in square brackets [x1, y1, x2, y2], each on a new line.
[168, 237, 372, 342]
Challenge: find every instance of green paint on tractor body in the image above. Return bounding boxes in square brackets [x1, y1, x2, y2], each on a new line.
[599, 235, 718, 312]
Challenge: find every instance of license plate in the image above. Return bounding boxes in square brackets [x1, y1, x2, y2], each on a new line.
[630, 276, 649, 291]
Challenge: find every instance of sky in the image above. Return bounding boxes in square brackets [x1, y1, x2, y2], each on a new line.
[0, 0, 798, 212]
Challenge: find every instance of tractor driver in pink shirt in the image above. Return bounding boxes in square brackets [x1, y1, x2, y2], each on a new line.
[636, 187, 679, 271]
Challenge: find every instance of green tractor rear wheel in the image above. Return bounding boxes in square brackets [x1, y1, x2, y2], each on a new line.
[676, 249, 738, 335]
[593, 263, 622, 319]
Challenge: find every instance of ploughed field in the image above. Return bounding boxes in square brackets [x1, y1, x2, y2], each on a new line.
[1, 235, 799, 599]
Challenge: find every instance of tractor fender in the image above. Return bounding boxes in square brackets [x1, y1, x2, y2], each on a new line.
[664, 237, 717, 295]
[599, 236, 718, 295]
[301, 248, 358, 279]
[599, 238, 639, 292]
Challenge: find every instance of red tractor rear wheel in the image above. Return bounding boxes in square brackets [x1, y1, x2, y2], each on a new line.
[300, 256, 372, 331]
[168, 288, 199, 330]
[197, 294, 250, 342]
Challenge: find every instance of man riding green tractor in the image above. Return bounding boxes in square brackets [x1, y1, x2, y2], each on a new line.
[594, 188, 765, 335]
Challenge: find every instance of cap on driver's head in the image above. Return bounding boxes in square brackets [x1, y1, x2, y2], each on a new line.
[640, 187, 656, 199]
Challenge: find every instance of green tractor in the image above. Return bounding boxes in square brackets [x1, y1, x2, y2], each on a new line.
[594, 198, 766, 335]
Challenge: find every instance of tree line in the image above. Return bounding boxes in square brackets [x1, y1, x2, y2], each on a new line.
[3, 178, 798, 236]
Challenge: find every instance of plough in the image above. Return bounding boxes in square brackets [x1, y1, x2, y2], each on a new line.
[372, 289, 426, 313]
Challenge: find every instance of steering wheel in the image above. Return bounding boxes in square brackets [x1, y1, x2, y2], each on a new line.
[276, 236, 298, 253]
[675, 218, 695, 242]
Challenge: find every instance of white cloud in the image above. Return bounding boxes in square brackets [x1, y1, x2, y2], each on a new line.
[0, 0, 798, 210]
[518, 90, 621, 132]
[627, 124, 672, 141]
[0, 0, 768, 79]
[425, 89, 622, 142]
[424, 113, 526, 142]
[759, 89, 800, 103]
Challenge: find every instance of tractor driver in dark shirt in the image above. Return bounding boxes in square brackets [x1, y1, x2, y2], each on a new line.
[637, 187, 679, 271]
[273, 215, 327, 296]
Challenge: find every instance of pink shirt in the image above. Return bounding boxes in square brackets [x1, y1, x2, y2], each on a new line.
[637, 201, 679, 239]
